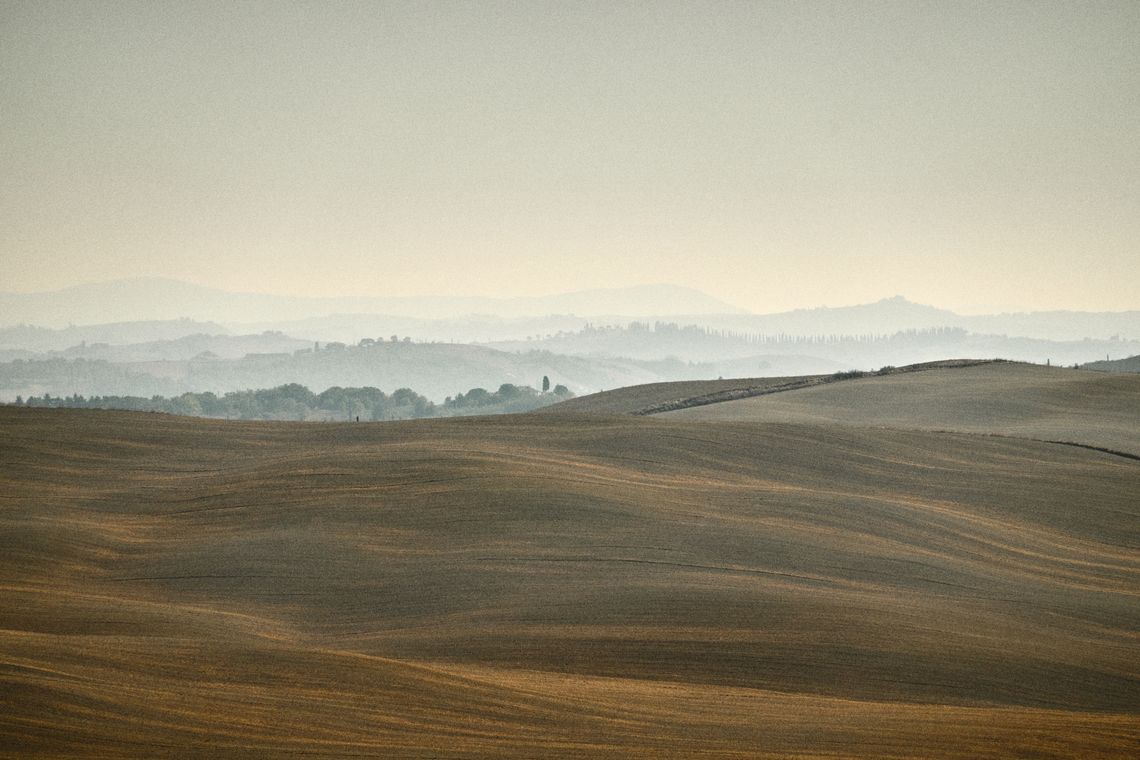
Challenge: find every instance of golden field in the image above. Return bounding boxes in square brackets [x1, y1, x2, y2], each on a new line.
[2, 362, 1138, 757]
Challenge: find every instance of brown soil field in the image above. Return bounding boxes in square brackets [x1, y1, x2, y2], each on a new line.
[661, 363, 1140, 455]
[538, 374, 824, 416]
[2, 370, 1138, 757]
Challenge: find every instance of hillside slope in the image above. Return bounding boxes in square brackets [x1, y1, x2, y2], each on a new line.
[541, 360, 988, 416]
[537, 373, 823, 415]
[1083, 354, 1140, 373]
[2, 408, 1137, 757]
[662, 362, 1140, 456]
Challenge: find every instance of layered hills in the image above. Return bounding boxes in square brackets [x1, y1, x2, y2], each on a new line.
[2, 360, 1138, 756]
[3, 286, 1138, 404]
[0, 279, 743, 327]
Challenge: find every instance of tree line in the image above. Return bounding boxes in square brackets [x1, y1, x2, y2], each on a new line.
[11, 381, 572, 421]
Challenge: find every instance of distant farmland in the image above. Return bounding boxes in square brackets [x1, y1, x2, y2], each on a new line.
[2, 362, 1138, 757]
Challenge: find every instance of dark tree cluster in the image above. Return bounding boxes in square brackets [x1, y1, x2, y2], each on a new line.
[12, 381, 572, 421]
[442, 382, 571, 416]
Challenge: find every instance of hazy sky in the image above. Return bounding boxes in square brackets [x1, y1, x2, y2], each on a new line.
[2, 1, 1138, 313]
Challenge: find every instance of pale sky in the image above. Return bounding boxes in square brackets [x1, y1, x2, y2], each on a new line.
[2, 1, 1138, 313]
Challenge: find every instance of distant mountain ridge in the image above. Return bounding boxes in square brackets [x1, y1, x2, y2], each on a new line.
[0, 279, 745, 327]
[693, 296, 1140, 341]
[0, 319, 231, 352]
[3, 280, 1137, 345]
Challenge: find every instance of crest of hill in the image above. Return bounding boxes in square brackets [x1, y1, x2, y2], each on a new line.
[0, 318, 230, 352]
[51, 332, 313, 363]
[688, 296, 959, 337]
[1082, 354, 1140, 373]
[668, 296, 1140, 341]
[539, 359, 983, 417]
[536, 374, 827, 416]
[659, 361, 1140, 457]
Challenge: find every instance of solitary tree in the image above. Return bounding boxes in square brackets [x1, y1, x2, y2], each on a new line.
[542, 375, 551, 393]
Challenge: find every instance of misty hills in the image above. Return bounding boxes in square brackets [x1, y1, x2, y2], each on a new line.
[0, 318, 231, 353]
[2, 281, 1137, 404]
[5, 279, 1139, 342]
[491, 322, 1140, 368]
[688, 296, 1140, 342]
[0, 330, 314, 364]
[0, 340, 772, 402]
[4, 313, 1135, 371]
[0, 278, 743, 327]
[47, 332, 312, 363]
[234, 312, 598, 345]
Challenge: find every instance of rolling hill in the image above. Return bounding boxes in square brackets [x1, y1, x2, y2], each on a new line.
[659, 362, 1140, 456]
[0, 319, 232, 353]
[1083, 354, 1140, 373]
[538, 372, 828, 416]
[2, 358, 1138, 757]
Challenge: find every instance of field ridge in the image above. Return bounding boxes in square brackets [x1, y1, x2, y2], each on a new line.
[628, 359, 1003, 416]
